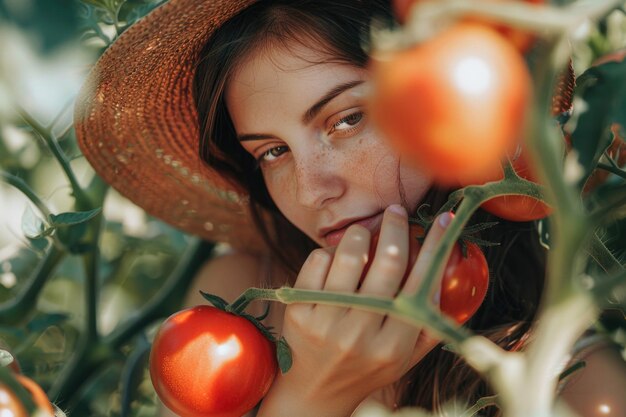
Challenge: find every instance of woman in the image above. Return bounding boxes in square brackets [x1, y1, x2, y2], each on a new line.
[74, 0, 626, 416]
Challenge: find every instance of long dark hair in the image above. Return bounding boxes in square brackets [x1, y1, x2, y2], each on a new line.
[193, 1, 546, 415]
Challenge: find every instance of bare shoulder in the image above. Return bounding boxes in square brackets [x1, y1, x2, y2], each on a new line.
[560, 341, 626, 416]
[183, 247, 291, 321]
[184, 248, 267, 307]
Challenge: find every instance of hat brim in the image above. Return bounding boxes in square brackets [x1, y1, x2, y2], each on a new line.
[74, 0, 266, 251]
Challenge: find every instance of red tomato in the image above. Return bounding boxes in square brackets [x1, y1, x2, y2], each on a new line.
[392, 0, 544, 52]
[458, 148, 551, 221]
[14, 375, 55, 416]
[0, 382, 27, 417]
[0, 375, 54, 417]
[150, 306, 277, 417]
[455, 59, 574, 221]
[363, 225, 489, 324]
[370, 23, 531, 185]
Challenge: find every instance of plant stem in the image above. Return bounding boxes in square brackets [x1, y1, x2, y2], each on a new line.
[596, 162, 626, 180]
[104, 239, 213, 349]
[0, 170, 53, 219]
[460, 395, 499, 417]
[0, 245, 65, 324]
[590, 266, 626, 306]
[403, 0, 623, 46]
[18, 107, 90, 207]
[231, 287, 472, 345]
[51, 240, 211, 406]
[83, 231, 101, 341]
[586, 232, 623, 273]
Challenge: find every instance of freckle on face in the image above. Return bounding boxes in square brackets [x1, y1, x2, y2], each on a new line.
[226, 43, 432, 244]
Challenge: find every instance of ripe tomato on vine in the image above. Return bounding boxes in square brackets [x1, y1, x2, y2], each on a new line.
[457, 148, 552, 221]
[364, 224, 489, 324]
[370, 22, 531, 185]
[150, 305, 277, 417]
[0, 374, 55, 417]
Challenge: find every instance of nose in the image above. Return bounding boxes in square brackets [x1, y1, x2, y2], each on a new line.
[293, 152, 345, 210]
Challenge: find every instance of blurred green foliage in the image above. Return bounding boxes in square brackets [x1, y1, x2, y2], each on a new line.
[0, 1, 211, 416]
[0, 1, 625, 416]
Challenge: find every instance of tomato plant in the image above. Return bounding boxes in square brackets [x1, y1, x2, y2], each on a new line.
[457, 148, 552, 221]
[454, 61, 575, 221]
[370, 22, 531, 185]
[364, 225, 489, 324]
[149, 305, 277, 417]
[392, 0, 544, 52]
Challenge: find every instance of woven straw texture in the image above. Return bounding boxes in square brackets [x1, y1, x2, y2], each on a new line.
[74, 0, 266, 251]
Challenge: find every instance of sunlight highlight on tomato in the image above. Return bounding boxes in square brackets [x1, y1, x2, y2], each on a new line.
[150, 306, 277, 417]
[370, 23, 531, 185]
[0, 382, 27, 417]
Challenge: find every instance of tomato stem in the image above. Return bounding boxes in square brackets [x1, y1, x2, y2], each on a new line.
[400, 0, 624, 45]
[17, 107, 91, 209]
[0, 170, 54, 220]
[0, 245, 65, 325]
[230, 287, 472, 345]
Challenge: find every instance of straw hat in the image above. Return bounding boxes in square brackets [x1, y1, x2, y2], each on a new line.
[74, 0, 576, 252]
[74, 0, 265, 251]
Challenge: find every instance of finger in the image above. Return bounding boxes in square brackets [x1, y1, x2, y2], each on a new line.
[323, 225, 370, 292]
[293, 248, 333, 290]
[359, 204, 409, 297]
[401, 211, 454, 296]
[378, 315, 420, 352]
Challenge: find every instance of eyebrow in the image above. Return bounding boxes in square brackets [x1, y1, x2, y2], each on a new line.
[237, 79, 365, 142]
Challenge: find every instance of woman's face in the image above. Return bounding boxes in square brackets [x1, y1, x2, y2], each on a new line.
[226, 43, 432, 247]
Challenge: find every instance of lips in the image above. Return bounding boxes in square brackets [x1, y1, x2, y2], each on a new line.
[322, 212, 383, 247]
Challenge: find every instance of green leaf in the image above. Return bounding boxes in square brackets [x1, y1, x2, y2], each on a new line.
[276, 337, 293, 374]
[27, 236, 50, 252]
[56, 222, 88, 249]
[570, 59, 626, 186]
[21, 205, 46, 239]
[200, 291, 228, 310]
[48, 208, 101, 227]
[26, 312, 70, 333]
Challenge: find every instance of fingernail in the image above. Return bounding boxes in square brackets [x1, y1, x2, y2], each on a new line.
[387, 204, 407, 218]
[438, 211, 454, 228]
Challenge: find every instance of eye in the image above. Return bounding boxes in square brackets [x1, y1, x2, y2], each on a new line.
[328, 111, 365, 136]
[258, 145, 289, 164]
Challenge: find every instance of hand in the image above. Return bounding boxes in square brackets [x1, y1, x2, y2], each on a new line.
[257, 205, 453, 417]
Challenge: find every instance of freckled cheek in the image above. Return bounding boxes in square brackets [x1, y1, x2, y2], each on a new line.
[263, 171, 310, 233]
[352, 134, 432, 206]
[350, 137, 404, 199]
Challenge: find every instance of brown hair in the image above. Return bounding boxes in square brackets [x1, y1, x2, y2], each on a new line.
[193, 1, 546, 415]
